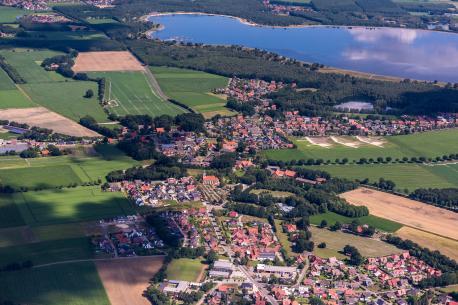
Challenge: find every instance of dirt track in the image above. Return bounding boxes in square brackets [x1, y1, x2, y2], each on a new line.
[96, 256, 164, 305]
[73, 51, 145, 72]
[340, 187, 458, 240]
[0, 107, 99, 137]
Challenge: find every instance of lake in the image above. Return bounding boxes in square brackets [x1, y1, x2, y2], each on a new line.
[149, 14, 458, 83]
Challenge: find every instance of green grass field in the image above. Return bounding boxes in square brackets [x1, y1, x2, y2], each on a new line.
[151, 66, 234, 117]
[88, 71, 185, 117]
[0, 164, 82, 189]
[307, 163, 458, 190]
[311, 227, 402, 259]
[0, 67, 36, 108]
[310, 211, 403, 232]
[166, 258, 205, 281]
[264, 129, 458, 162]
[0, 6, 30, 23]
[12, 186, 134, 226]
[0, 194, 25, 228]
[18, 30, 107, 40]
[0, 262, 110, 305]
[0, 237, 93, 265]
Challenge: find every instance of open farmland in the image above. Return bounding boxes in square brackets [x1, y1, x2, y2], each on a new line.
[0, 6, 30, 23]
[12, 186, 135, 226]
[166, 258, 205, 282]
[151, 66, 234, 118]
[73, 51, 145, 72]
[311, 227, 402, 259]
[88, 71, 185, 117]
[0, 262, 110, 305]
[264, 129, 458, 162]
[0, 194, 25, 228]
[306, 163, 458, 190]
[0, 107, 100, 137]
[395, 227, 458, 261]
[0, 67, 35, 108]
[96, 256, 165, 305]
[340, 187, 458, 240]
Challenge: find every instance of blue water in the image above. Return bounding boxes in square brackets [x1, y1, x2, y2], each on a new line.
[150, 14, 458, 82]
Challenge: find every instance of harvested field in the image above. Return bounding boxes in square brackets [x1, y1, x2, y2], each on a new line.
[340, 187, 458, 240]
[73, 51, 145, 72]
[395, 227, 458, 261]
[0, 107, 99, 137]
[330, 136, 361, 148]
[96, 256, 164, 305]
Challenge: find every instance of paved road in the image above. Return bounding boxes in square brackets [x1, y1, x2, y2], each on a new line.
[239, 265, 279, 305]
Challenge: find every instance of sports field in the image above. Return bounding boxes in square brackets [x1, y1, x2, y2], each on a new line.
[264, 129, 458, 162]
[12, 186, 135, 226]
[340, 187, 458, 240]
[0, 262, 110, 305]
[306, 163, 458, 190]
[309, 211, 403, 233]
[88, 71, 185, 117]
[166, 258, 205, 282]
[311, 227, 402, 259]
[151, 66, 235, 118]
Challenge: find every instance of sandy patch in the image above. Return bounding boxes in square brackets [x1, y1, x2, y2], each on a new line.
[96, 256, 165, 305]
[0, 107, 99, 137]
[330, 136, 361, 148]
[303, 136, 333, 148]
[340, 187, 458, 240]
[396, 227, 458, 261]
[356, 136, 386, 147]
[73, 51, 145, 72]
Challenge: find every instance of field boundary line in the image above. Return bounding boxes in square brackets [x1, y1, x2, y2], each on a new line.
[33, 254, 167, 268]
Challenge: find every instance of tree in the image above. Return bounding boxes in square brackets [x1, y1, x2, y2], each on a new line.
[206, 250, 218, 265]
[317, 242, 326, 248]
[84, 89, 94, 98]
[319, 219, 327, 228]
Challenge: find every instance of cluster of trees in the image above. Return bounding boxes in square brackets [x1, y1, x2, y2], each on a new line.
[143, 287, 171, 305]
[418, 271, 458, 289]
[19, 148, 40, 159]
[226, 99, 255, 116]
[228, 202, 269, 218]
[117, 135, 157, 160]
[343, 245, 364, 266]
[79, 116, 118, 138]
[145, 213, 183, 248]
[0, 55, 26, 84]
[210, 152, 237, 169]
[41, 53, 76, 78]
[409, 188, 458, 210]
[293, 216, 314, 253]
[0, 260, 33, 273]
[348, 220, 375, 237]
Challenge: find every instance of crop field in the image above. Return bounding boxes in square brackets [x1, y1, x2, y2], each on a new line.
[88, 71, 185, 117]
[0, 67, 35, 108]
[264, 129, 458, 162]
[151, 66, 234, 117]
[310, 211, 403, 233]
[12, 186, 135, 226]
[166, 258, 205, 282]
[0, 164, 82, 189]
[73, 51, 145, 72]
[0, 262, 110, 305]
[96, 256, 164, 305]
[0, 194, 25, 228]
[395, 227, 458, 261]
[21, 81, 108, 122]
[306, 163, 458, 190]
[0, 237, 92, 266]
[340, 188, 458, 240]
[0, 6, 30, 23]
[311, 227, 402, 259]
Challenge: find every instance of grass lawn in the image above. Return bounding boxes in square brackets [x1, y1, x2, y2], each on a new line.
[151, 66, 233, 117]
[310, 227, 402, 258]
[85, 17, 119, 24]
[0, 6, 30, 23]
[251, 189, 295, 198]
[0, 164, 82, 189]
[166, 258, 205, 282]
[19, 30, 107, 40]
[0, 67, 36, 108]
[12, 186, 135, 226]
[305, 163, 458, 190]
[20, 81, 108, 122]
[0, 262, 110, 305]
[274, 219, 295, 257]
[88, 71, 185, 118]
[310, 211, 403, 233]
[0, 131, 18, 139]
[0, 237, 93, 265]
[264, 129, 458, 162]
[0, 194, 25, 228]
